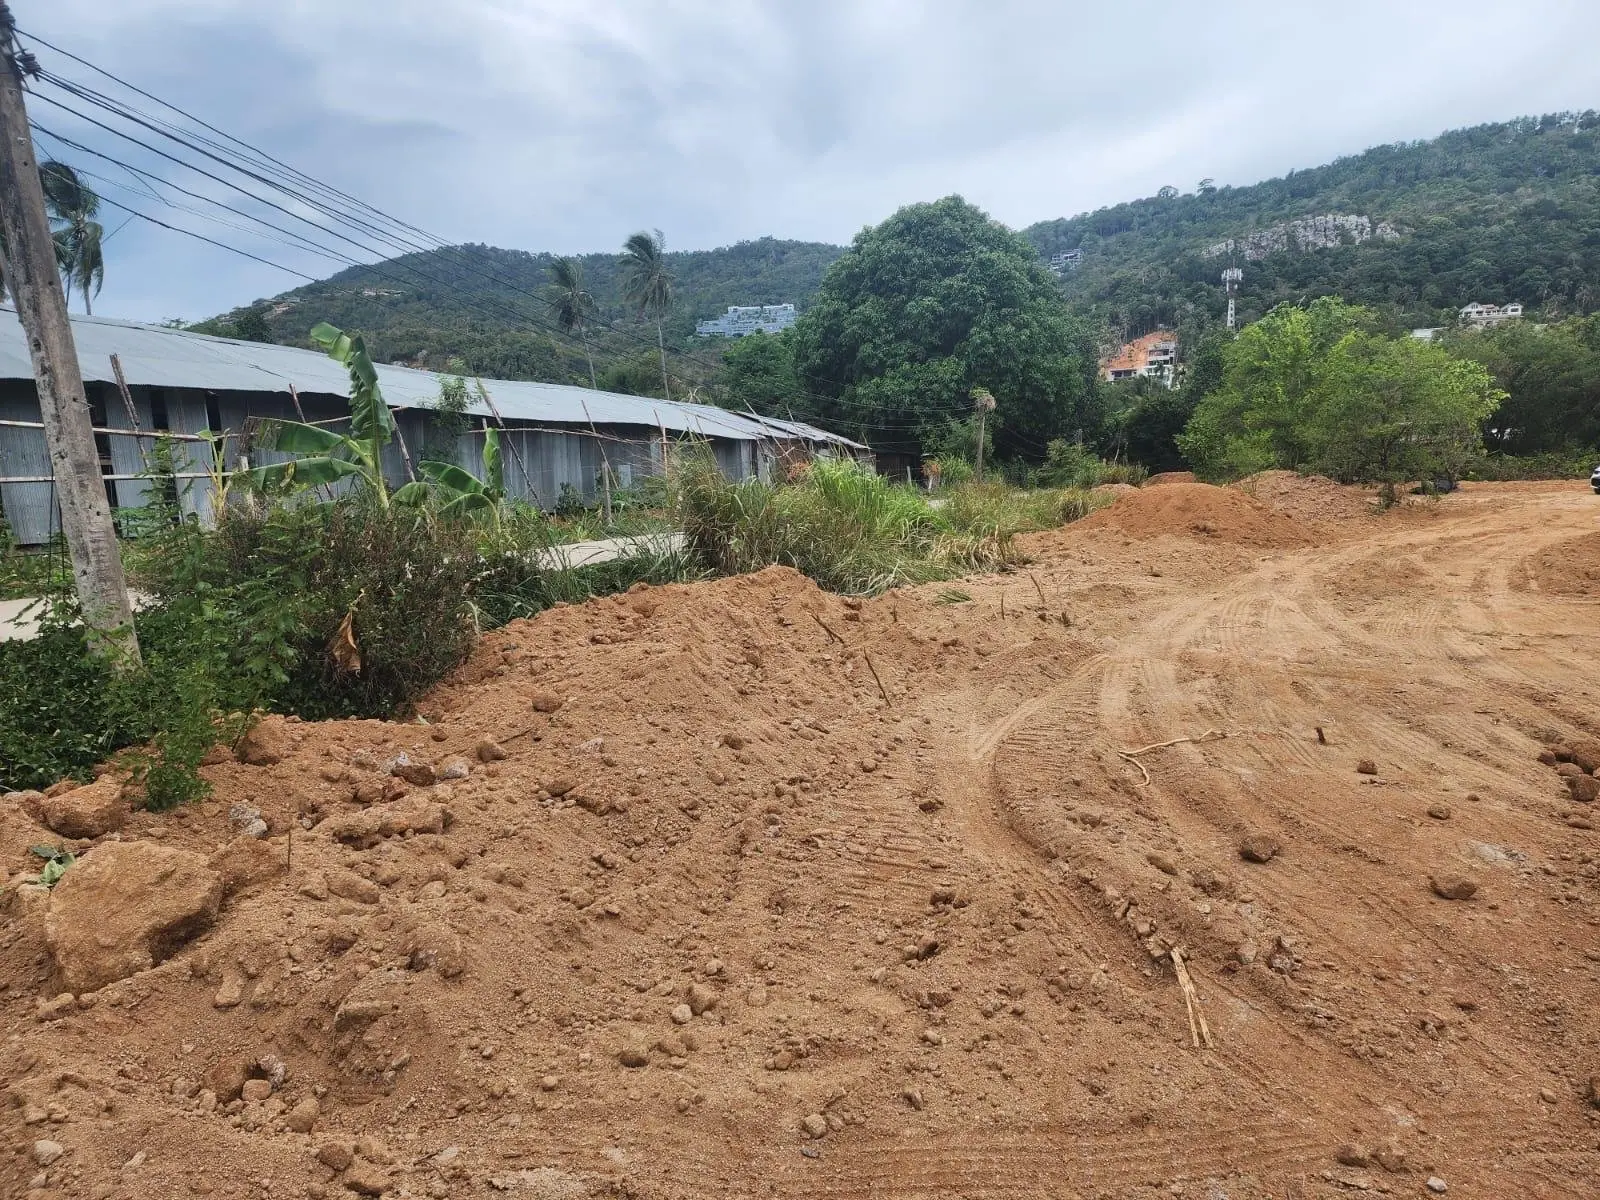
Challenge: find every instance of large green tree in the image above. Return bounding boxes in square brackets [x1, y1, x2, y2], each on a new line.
[719, 330, 802, 415]
[1179, 298, 1502, 487]
[1450, 314, 1600, 454]
[790, 196, 1101, 458]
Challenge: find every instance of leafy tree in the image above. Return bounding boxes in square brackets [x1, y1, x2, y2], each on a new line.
[40, 161, 105, 315]
[1449, 314, 1600, 453]
[1102, 378, 1195, 473]
[546, 256, 598, 388]
[1179, 298, 1502, 488]
[246, 323, 396, 506]
[1178, 298, 1371, 473]
[790, 195, 1101, 457]
[719, 330, 802, 414]
[620, 230, 675, 400]
[233, 306, 273, 343]
[1306, 333, 1501, 494]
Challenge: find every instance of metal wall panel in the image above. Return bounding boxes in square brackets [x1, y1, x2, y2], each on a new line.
[0, 384, 54, 546]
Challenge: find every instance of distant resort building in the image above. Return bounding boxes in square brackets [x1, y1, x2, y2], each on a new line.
[695, 304, 798, 338]
[1101, 331, 1178, 388]
[1047, 249, 1082, 274]
[1459, 302, 1523, 328]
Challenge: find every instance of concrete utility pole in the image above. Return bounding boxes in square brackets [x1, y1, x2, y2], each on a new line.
[0, 5, 140, 663]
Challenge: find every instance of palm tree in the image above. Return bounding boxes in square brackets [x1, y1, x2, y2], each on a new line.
[545, 256, 598, 389]
[619, 229, 674, 400]
[41, 161, 106, 315]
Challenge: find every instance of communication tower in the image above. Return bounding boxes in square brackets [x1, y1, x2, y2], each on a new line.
[1221, 267, 1243, 332]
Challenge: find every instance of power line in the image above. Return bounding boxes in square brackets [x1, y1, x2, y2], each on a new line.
[19, 36, 1036, 443]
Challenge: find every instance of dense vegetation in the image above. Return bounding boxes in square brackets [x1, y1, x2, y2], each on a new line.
[194, 238, 843, 389]
[1028, 112, 1600, 339]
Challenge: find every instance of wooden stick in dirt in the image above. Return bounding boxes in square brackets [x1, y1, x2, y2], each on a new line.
[811, 612, 845, 644]
[864, 653, 891, 705]
[1170, 947, 1214, 1049]
[1028, 571, 1048, 607]
[1121, 730, 1226, 757]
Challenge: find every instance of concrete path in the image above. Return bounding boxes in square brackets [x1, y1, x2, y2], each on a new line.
[0, 535, 686, 643]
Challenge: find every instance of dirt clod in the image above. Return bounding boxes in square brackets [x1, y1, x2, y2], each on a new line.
[1238, 833, 1281, 863]
[1357, 759, 1378, 776]
[1429, 874, 1479, 901]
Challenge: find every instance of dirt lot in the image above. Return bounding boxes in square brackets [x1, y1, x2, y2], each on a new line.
[3, 479, 1600, 1200]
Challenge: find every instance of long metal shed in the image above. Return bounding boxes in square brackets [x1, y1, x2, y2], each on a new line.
[0, 308, 869, 546]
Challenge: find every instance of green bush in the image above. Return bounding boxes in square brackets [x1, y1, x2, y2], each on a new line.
[1463, 451, 1598, 481]
[1036, 440, 1148, 489]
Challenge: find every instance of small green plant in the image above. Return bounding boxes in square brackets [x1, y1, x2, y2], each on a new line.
[27, 845, 75, 888]
[934, 588, 973, 605]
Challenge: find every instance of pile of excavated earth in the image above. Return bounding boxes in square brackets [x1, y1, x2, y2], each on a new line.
[3, 477, 1600, 1200]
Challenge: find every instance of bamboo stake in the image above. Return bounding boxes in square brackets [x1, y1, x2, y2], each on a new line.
[1170, 948, 1214, 1049]
[579, 395, 613, 523]
[108, 354, 150, 454]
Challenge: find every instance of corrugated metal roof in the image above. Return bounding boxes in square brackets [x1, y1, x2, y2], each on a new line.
[0, 307, 867, 449]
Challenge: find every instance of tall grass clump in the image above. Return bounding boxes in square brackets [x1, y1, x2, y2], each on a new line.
[1036, 439, 1148, 488]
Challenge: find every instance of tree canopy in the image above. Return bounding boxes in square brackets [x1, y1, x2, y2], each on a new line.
[1179, 298, 1503, 486]
[787, 196, 1100, 457]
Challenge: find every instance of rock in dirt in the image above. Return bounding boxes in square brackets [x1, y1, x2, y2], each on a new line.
[530, 690, 565, 713]
[321, 796, 449, 848]
[1426, 804, 1453, 820]
[1569, 739, 1600, 774]
[207, 836, 284, 898]
[1429, 874, 1478, 901]
[1426, 1178, 1448, 1194]
[1334, 1144, 1371, 1168]
[284, 1097, 320, 1133]
[17, 777, 126, 839]
[801, 1113, 828, 1139]
[228, 802, 268, 838]
[474, 739, 507, 763]
[235, 720, 289, 766]
[1566, 775, 1599, 803]
[387, 753, 437, 787]
[1356, 759, 1378, 776]
[437, 757, 471, 781]
[1238, 833, 1281, 863]
[46, 842, 222, 992]
[33, 1139, 64, 1166]
[618, 1043, 650, 1069]
[240, 1078, 273, 1102]
[325, 870, 381, 905]
[316, 1141, 355, 1172]
[686, 982, 717, 1016]
[1588, 1075, 1600, 1108]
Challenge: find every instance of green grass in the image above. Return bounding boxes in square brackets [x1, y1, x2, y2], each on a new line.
[673, 453, 1105, 595]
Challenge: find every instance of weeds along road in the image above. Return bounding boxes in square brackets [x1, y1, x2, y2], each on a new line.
[4, 479, 1599, 1199]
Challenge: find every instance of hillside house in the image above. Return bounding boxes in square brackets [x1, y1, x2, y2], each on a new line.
[695, 304, 798, 338]
[1459, 302, 1524, 328]
[1101, 332, 1178, 388]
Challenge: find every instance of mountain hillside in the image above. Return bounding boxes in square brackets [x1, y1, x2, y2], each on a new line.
[199, 112, 1600, 390]
[1026, 111, 1600, 337]
[196, 238, 844, 388]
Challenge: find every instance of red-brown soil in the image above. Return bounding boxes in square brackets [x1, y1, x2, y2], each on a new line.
[4, 482, 1600, 1200]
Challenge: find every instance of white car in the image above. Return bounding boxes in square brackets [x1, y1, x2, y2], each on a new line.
[1592, 464, 1600, 494]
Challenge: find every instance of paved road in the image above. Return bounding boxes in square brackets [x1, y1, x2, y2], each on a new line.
[0, 534, 687, 643]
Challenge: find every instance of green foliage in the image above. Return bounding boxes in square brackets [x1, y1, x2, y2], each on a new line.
[920, 416, 992, 467]
[1448, 313, 1600, 454]
[1029, 112, 1600, 335]
[1180, 298, 1503, 486]
[232, 306, 273, 343]
[672, 451, 1098, 595]
[1036, 440, 1149, 488]
[791, 196, 1102, 458]
[396, 428, 506, 526]
[1101, 377, 1198, 473]
[41, 160, 105, 315]
[424, 370, 472, 449]
[720, 330, 802, 413]
[246, 322, 396, 506]
[28, 844, 75, 888]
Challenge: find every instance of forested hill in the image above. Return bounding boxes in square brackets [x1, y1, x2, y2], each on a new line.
[1025, 111, 1600, 338]
[198, 112, 1600, 390]
[195, 237, 844, 386]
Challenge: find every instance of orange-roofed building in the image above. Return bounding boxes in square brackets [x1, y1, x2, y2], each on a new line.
[1101, 331, 1178, 388]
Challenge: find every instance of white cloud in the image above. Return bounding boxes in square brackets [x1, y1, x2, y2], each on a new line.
[25, 0, 1600, 319]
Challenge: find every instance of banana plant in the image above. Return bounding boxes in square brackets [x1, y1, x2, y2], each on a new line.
[395, 426, 505, 526]
[243, 322, 395, 507]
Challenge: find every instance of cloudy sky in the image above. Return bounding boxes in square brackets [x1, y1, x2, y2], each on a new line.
[24, 0, 1600, 322]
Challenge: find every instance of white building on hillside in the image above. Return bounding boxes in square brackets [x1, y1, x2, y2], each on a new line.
[696, 304, 798, 338]
[1048, 249, 1083, 274]
[1459, 302, 1523, 328]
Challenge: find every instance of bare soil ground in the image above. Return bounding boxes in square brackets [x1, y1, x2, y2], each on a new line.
[4, 479, 1600, 1200]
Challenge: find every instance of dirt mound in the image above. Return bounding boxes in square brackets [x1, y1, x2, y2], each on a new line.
[1144, 470, 1196, 487]
[1238, 469, 1377, 524]
[4, 485, 1600, 1197]
[1074, 480, 1314, 547]
[1522, 530, 1600, 596]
